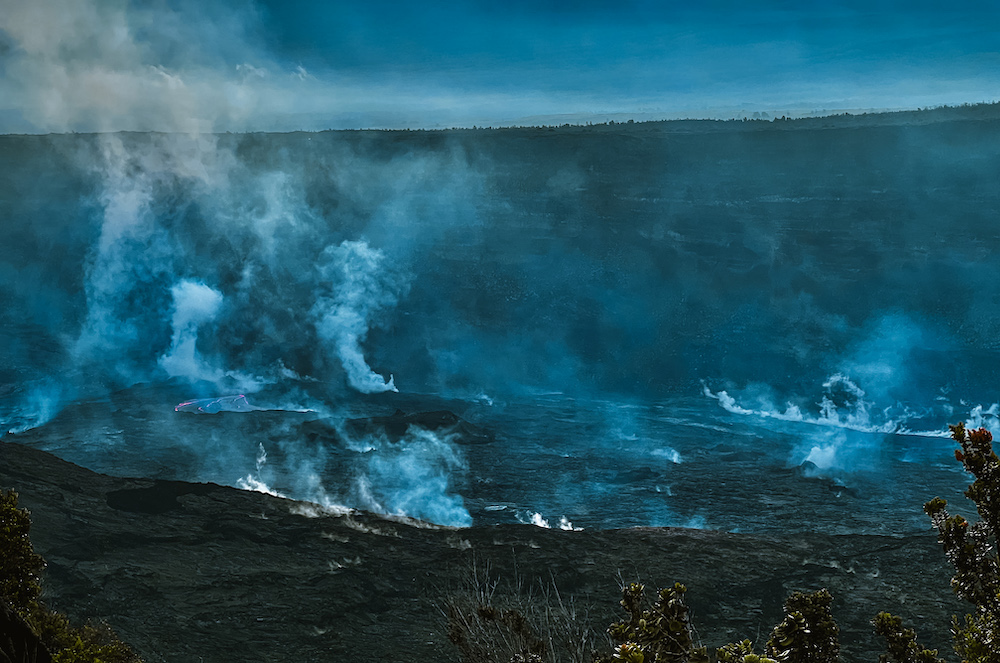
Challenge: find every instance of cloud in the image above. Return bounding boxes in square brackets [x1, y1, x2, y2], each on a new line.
[3, 0, 999, 134]
[0, 0, 272, 133]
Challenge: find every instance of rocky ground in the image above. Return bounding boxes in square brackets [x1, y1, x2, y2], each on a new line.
[1, 439, 963, 662]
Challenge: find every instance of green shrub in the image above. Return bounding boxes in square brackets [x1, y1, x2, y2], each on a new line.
[0, 488, 142, 663]
[593, 584, 838, 663]
[872, 612, 945, 663]
[716, 640, 776, 663]
[0, 489, 45, 614]
[597, 582, 709, 663]
[919, 423, 1000, 663]
[764, 589, 839, 663]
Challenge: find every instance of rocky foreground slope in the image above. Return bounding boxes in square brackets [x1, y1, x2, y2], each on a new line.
[1, 439, 962, 662]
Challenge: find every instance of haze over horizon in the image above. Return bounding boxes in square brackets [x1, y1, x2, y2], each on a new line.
[0, 1, 998, 132]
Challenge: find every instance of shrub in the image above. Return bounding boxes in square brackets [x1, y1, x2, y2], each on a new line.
[597, 582, 709, 663]
[594, 584, 839, 663]
[919, 423, 1000, 662]
[872, 612, 944, 663]
[0, 488, 45, 614]
[764, 589, 838, 663]
[716, 639, 775, 663]
[0, 489, 142, 663]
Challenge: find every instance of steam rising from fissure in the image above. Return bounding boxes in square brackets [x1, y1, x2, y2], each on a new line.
[313, 241, 405, 394]
[347, 428, 471, 526]
[160, 280, 224, 383]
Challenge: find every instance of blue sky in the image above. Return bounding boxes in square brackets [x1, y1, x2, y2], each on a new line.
[1, 0, 998, 131]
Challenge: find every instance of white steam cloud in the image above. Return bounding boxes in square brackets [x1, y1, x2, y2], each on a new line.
[3, 379, 64, 434]
[313, 240, 406, 393]
[703, 314, 956, 477]
[73, 137, 158, 369]
[159, 280, 224, 382]
[0, 0, 271, 133]
[0, 0, 531, 134]
[70, 132, 241, 387]
[348, 427, 471, 527]
[236, 443, 286, 498]
[159, 279, 267, 392]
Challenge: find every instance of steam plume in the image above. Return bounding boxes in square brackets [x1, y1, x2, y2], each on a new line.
[313, 240, 407, 393]
[159, 280, 224, 382]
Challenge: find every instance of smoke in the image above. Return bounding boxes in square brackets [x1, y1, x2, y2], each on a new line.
[345, 427, 471, 527]
[157, 278, 269, 392]
[313, 240, 407, 394]
[2, 6, 449, 435]
[516, 512, 583, 531]
[704, 311, 954, 435]
[244, 423, 473, 528]
[2, 379, 64, 434]
[68, 132, 240, 388]
[703, 311, 961, 481]
[159, 280, 224, 382]
[835, 313, 932, 404]
[795, 428, 876, 477]
[72, 135, 168, 379]
[237, 443, 286, 497]
[2, 83, 481, 432]
[5, 0, 995, 534]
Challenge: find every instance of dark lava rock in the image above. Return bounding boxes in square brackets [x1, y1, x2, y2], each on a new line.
[344, 409, 494, 444]
[608, 466, 663, 485]
[106, 482, 225, 515]
[0, 440, 962, 662]
[297, 409, 494, 446]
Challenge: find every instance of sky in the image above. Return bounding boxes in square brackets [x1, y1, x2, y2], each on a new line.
[0, 0, 998, 132]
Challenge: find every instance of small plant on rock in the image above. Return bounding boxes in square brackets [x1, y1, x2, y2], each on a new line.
[764, 589, 839, 663]
[919, 423, 1000, 663]
[595, 582, 709, 663]
[872, 612, 945, 663]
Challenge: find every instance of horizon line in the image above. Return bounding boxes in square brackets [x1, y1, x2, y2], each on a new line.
[2, 100, 999, 137]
